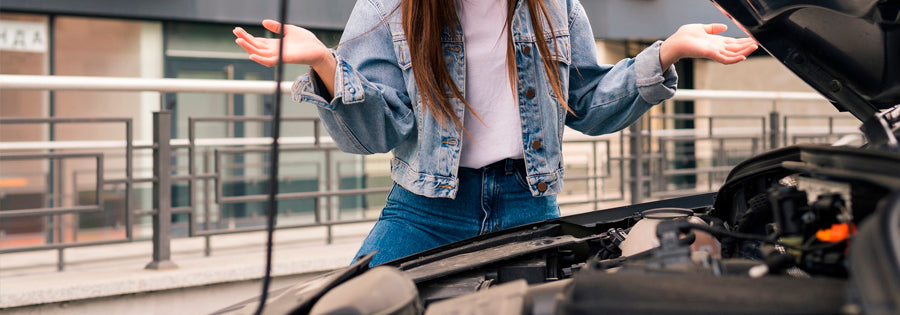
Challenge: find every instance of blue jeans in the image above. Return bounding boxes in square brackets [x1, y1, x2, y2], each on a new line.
[354, 159, 560, 266]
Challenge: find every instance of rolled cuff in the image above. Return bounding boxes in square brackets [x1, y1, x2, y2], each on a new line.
[290, 49, 367, 109]
[633, 40, 678, 105]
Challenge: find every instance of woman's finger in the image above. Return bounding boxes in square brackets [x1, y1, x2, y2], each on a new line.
[262, 19, 283, 34]
[250, 54, 278, 67]
[703, 23, 728, 35]
[712, 48, 732, 59]
[233, 27, 258, 42]
[247, 36, 270, 48]
[716, 48, 744, 59]
[731, 44, 758, 57]
[235, 38, 269, 57]
[236, 35, 274, 53]
[724, 42, 756, 52]
[725, 37, 756, 45]
[236, 29, 270, 48]
[715, 51, 746, 64]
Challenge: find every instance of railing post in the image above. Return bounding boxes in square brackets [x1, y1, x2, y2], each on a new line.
[592, 141, 599, 210]
[146, 110, 177, 270]
[657, 137, 667, 193]
[125, 119, 134, 240]
[203, 151, 212, 257]
[325, 149, 333, 244]
[629, 120, 644, 204]
[769, 110, 781, 149]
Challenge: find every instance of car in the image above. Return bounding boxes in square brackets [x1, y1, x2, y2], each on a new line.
[214, 0, 900, 314]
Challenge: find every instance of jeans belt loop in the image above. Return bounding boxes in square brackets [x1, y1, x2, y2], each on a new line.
[505, 158, 521, 174]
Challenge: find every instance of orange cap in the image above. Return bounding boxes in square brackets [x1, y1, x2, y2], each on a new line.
[816, 223, 856, 243]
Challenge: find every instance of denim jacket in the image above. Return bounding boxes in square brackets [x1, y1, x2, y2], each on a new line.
[292, 0, 677, 199]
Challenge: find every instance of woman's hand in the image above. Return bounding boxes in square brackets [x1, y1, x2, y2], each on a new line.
[234, 19, 336, 96]
[659, 23, 758, 69]
[234, 20, 330, 67]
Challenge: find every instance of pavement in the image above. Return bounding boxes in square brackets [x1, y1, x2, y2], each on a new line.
[0, 222, 374, 309]
[0, 197, 615, 310]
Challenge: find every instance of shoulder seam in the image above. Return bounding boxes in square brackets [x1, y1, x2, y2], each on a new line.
[364, 0, 401, 35]
[568, 0, 581, 29]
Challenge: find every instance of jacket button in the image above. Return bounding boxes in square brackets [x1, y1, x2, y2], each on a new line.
[532, 140, 542, 150]
[537, 182, 548, 192]
[523, 45, 531, 56]
[526, 88, 535, 99]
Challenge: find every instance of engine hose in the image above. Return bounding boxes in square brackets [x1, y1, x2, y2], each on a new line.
[723, 192, 773, 258]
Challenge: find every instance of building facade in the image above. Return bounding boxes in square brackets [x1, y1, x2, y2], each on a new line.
[0, 0, 839, 246]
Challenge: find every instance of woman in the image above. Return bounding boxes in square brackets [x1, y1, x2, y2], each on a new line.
[234, 0, 757, 266]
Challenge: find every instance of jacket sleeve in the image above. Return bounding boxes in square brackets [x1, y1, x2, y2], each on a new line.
[291, 0, 414, 154]
[563, 0, 678, 136]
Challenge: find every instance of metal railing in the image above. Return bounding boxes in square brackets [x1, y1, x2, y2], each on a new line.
[0, 74, 849, 271]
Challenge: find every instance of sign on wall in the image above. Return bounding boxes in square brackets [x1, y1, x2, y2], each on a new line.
[0, 20, 48, 53]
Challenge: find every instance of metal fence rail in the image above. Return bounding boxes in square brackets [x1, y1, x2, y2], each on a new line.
[0, 74, 849, 271]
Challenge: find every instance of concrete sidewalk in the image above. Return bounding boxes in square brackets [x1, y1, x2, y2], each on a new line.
[0, 222, 374, 313]
[0, 199, 610, 314]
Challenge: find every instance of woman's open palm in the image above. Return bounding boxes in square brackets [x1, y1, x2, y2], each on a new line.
[233, 19, 329, 67]
[666, 24, 758, 65]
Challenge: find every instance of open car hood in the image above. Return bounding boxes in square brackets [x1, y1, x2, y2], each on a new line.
[711, 0, 900, 121]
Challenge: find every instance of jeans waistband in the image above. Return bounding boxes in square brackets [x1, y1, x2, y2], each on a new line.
[459, 158, 525, 174]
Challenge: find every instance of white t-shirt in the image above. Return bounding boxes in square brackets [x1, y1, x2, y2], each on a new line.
[457, 0, 525, 169]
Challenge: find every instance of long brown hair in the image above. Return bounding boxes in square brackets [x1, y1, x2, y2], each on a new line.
[401, 0, 570, 129]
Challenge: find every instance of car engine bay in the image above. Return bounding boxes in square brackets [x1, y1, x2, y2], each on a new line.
[266, 144, 897, 315]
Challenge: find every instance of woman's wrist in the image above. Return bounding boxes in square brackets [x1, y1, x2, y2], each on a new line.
[310, 47, 336, 74]
[309, 47, 337, 98]
[658, 39, 681, 71]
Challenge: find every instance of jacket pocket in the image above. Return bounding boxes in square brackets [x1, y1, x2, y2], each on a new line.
[544, 33, 571, 104]
[392, 38, 412, 70]
[545, 33, 571, 66]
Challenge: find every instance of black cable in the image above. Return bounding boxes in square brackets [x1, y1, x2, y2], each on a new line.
[677, 222, 849, 252]
[255, 0, 289, 313]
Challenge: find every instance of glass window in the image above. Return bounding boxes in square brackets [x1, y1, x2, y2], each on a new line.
[0, 13, 51, 247]
[0, 12, 49, 141]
